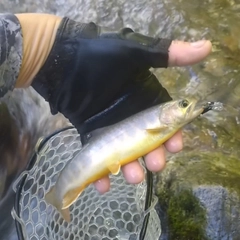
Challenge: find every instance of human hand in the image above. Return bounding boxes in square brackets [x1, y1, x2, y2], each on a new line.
[28, 17, 211, 192]
[94, 40, 212, 193]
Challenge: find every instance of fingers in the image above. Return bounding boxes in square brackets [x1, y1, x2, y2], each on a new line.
[93, 150, 166, 192]
[144, 146, 166, 172]
[164, 130, 183, 153]
[94, 176, 110, 194]
[122, 131, 183, 184]
[168, 40, 212, 66]
[122, 160, 145, 184]
[94, 131, 183, 193]
[94, 161, 145, 194]
[121, 144, 168, 183]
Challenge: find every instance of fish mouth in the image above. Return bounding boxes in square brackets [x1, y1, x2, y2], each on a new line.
[187, 99, 213, 118]
[201, 102, 215, 114]
[185, 99, 201, 116]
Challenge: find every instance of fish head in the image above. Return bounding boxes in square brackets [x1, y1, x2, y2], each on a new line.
[158, 98, 205, 127]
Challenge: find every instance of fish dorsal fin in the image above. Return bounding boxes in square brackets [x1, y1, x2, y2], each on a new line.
[108, 162, 121, 175]
[62, 185, 85, 209]
[146, 125, 168, 133]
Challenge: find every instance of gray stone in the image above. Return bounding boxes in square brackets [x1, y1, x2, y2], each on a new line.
[155, 152, 240, 240]
[194, 186, 240, 240]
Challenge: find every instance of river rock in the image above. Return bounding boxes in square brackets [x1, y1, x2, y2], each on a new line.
[155, 151, 240, 240]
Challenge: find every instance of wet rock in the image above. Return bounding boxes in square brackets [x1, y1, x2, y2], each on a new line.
[155, 151, 240, 240]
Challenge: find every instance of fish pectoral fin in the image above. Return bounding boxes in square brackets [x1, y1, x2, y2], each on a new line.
[108, 162, 121, 175]
[62, 186, 85, 209]
[146, 126, 168, 133]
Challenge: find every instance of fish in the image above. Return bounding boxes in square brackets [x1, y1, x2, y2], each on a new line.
[45, 98, 211, 222]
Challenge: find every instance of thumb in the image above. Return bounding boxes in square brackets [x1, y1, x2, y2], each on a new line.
[168, 40, 212, 66]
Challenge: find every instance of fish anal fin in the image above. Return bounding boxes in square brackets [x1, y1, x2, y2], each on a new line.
[146, 126, 167, 133]
[62, 186, 85, 209]
[60, 208, 71, 223]
[108, 162, 121, 175]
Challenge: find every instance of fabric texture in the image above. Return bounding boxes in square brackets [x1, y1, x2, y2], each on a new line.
[0, 13, 22, 97]
[32, 17, 172, 139]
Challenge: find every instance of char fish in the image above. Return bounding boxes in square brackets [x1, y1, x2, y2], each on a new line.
[45, 98, 211, 221]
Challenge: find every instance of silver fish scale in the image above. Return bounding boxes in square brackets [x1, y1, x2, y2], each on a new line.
[12, 128, 161, 240]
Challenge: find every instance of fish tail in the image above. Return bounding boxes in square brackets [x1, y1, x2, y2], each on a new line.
[45, 187, 71, 222]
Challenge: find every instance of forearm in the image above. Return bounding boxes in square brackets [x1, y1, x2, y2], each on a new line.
[15, 13, 62, 87]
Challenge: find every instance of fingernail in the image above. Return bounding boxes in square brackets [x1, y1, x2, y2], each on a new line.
[191, 40, 206, 48]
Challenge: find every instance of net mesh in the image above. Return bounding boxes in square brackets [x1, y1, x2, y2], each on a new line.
[12, 128, 161, 240]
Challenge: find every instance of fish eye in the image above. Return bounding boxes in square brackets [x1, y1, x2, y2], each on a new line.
[179, 99, 189, 108]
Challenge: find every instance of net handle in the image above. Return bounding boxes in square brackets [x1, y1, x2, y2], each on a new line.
[139, 166, 153, 240]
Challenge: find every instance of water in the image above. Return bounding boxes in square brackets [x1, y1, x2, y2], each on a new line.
[0, 0, 240, 239]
